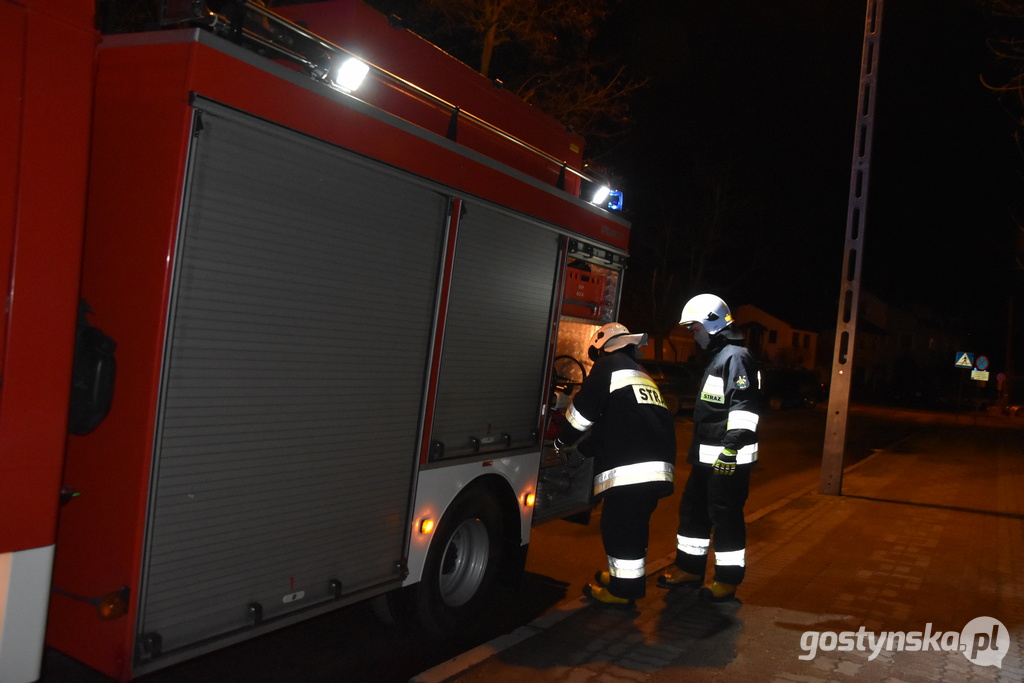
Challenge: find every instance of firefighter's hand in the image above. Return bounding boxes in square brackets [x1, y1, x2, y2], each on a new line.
[554, 438, 585, 467]
[713, 449, 738, 476]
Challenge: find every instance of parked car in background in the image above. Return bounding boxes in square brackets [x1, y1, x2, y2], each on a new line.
[640, 359, 702, 415]
[761, 367, 825, 410]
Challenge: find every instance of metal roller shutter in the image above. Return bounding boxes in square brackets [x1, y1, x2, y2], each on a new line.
[429, 203, 558, 458]
[138, 103, 447, 654]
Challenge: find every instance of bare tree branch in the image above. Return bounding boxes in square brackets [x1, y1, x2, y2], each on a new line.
[369, 0, 643, 147]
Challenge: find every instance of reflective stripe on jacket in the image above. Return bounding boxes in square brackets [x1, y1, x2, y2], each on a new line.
[689, 342, 762, 466]
[593, 460, 674, 495]
[556, 351, 676, 496]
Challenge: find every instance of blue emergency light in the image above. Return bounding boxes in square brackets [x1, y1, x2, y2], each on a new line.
[590, 186, 624, 211]
[605, 190, 623, 211]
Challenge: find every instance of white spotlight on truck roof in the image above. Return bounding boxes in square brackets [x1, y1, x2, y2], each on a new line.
[333, 57, 369, 92]
[589, 185, 623, 211]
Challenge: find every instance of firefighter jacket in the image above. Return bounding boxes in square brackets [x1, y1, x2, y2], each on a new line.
[556, 350, 676, 498]
[689, 337, 761, 467]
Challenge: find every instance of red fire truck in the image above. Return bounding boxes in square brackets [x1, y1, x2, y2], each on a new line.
[4, 1, 631, 680]
[0, 2, 95, 682]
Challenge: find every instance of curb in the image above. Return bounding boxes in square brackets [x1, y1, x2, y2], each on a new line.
[411, 441, 908, 683]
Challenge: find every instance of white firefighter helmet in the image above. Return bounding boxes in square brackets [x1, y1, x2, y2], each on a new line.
[588, 322, 648, 358]
[679, 293, 733, 335]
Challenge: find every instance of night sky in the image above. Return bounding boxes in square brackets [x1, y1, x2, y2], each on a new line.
[359, 0, 1021, 371]
[607, 0, 1021, 366]
[862, 0, 1020, 358]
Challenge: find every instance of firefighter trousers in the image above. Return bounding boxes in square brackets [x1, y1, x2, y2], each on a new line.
[675, 464, 751, 585]
[600, 483, 666, 599]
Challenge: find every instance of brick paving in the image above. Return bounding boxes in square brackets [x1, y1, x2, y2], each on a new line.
[413, 416, 1024, 683]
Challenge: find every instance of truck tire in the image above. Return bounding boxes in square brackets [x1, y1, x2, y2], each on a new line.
[415, 488, 505, 638]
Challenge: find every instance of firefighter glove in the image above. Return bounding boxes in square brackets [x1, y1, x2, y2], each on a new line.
[713, 449, 738, 476]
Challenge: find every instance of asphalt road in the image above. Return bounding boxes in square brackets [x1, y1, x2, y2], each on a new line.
[40, 404, 932, 683]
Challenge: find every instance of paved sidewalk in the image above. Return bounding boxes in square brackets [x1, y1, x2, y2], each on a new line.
[413, 416, 1024, 683]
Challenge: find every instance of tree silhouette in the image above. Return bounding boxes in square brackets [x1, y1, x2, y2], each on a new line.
[363, 0, 643, 154]
[979, 0, 1024, 130]
[977, 0, 1024, 267]
[619, 144, 769, 360]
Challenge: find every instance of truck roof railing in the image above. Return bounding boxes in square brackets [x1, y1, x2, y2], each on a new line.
[163, 0, 621, 208]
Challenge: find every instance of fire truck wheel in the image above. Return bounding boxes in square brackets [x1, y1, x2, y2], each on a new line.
[415, 488, 505, 638]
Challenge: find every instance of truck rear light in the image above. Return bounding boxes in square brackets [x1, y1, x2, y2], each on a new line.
[97, 587, 129, 620]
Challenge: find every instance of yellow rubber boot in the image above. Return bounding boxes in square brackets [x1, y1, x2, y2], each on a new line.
[582, 583, 635, 608]
[703, 580, 737, 601]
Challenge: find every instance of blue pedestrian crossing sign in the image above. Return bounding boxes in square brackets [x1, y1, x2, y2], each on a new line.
[954, 352, 974, 368]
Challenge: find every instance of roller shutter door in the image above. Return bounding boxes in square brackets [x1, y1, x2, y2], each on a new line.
[137, 103, 447, 655]
[429, 203, 559, 458]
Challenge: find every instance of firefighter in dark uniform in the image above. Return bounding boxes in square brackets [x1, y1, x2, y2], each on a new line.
[658, 294, 761, 601]
[555, 323, 676, 606]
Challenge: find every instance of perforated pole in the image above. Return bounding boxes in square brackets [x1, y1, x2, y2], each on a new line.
[821, 0, 884, 495]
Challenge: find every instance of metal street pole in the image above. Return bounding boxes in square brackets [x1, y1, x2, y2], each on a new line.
[821, 0, 884, 495]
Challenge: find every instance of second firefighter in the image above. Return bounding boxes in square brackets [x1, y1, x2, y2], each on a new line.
[659, 293, 762, 602]
[555, 323, 677, 607]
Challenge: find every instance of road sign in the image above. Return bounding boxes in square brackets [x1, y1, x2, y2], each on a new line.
[972, 370, 990, 382]
[998, 372, 1007, 383]
[954, 352, 974, 368]
[976, 355, 989, 371]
